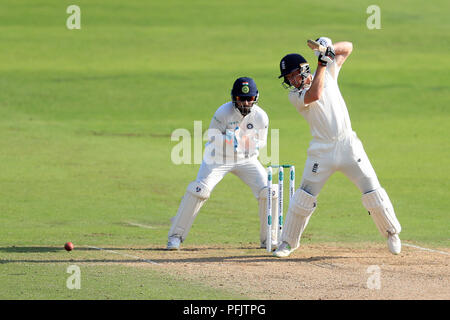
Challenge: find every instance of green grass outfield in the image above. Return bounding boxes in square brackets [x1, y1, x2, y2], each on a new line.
[0, 0, 448, 299]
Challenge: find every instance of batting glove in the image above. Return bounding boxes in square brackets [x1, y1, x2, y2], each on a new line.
[318, 46, 335, 66]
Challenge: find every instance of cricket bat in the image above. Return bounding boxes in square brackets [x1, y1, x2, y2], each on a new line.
[307, 39, 327, 53]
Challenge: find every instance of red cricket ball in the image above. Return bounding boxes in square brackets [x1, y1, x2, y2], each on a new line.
[64, 242, 74, 251]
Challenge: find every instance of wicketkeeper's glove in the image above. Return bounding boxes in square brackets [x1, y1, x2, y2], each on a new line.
[234, 126, 260, 154]
[233, 127, 239, 151]
[225, 128, 235, 146]
[318, 46, 335, 66]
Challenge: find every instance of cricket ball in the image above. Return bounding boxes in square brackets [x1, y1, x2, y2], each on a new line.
[64, 242, 74, 251]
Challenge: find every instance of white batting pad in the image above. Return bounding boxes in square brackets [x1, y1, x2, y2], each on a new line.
[168, 181, 211, 241]
[362, 188, 401, 238]
[258, 186, 279, 246]
[281, 188, 317, 249]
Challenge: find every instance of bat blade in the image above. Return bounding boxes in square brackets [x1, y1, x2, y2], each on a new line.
[307, 39, 327, 53]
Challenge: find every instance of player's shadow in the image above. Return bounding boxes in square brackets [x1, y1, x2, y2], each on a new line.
[0, 259, 150, 264]
[0, 246, 153, 253]
[0, 246, 358, 265]
[0, 245, 265, 253]
[0, 246, 96, 253]
[0, 246, 64, 253]
[146, 246, 358, 264]
[148, 246, 259, 252]
[150, 255, 351, 264]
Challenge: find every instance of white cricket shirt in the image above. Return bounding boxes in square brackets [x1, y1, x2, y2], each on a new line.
[288, 61, 353, 142]
[204, 102, 269, 163]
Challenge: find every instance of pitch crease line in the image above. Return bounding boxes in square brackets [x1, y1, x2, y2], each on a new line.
[88, 246, 159, 265]
[403, 243, 449, 256]
[125, 221, 156, 229]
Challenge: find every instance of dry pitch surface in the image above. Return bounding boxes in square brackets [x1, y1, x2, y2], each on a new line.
[118, 243, 449, 300]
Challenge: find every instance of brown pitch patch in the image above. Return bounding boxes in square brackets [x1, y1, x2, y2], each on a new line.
[140, 242, 450, 300]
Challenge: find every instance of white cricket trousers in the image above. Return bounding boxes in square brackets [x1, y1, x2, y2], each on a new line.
[197, 156, 267, 198]
[300, 132, 381, 196]
[167, 157, 267, 242]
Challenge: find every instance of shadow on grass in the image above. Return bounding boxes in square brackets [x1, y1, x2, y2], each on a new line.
[0, 255, 349, 265]
[0, 245, 262, 253]
[0, 246, 162, 253]
[147, 246, 260, 252]
[0, 259, 151, 264]
[0, 246, 359, 266]
[149, 255, 355, 265]
[0, 246, 65, 253]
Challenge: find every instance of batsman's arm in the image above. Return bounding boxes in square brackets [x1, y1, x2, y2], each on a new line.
[333, 41, 353, 68]
[303, 65, 326, 104]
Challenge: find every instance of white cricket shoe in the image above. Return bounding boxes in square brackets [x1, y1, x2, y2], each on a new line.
[387, 234, 401, 255]
[166, 236, 181, 250]
[273, 241, 294, 258]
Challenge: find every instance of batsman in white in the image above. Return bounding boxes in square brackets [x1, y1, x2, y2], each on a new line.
[273, 37, 402, 257]
[167, 77, 278, 250]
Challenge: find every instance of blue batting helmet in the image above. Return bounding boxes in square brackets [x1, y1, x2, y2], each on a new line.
[278, 53, 310, 88]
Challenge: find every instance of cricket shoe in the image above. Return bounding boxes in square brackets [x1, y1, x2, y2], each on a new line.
[166, 236, 181, 250]
[273, 241, 294, 258]
[387, 234, 401, 255]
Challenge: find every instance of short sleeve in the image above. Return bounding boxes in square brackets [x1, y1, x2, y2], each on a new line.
[327, 59, 341, 80]
[257, 110, 269, 148]
[288, 89, 309, 112]
[209, 108, 227, 133]
[261, 109, 269, 129]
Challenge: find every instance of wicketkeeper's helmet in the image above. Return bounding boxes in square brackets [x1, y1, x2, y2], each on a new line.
[231, 77, 259, 116]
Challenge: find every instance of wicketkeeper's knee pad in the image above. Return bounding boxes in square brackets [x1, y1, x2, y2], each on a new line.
[362, 188, 401, 238]
[168, 181, 211, 241]
[258, 186, 279, 246]
[281, 188, 317, 248]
